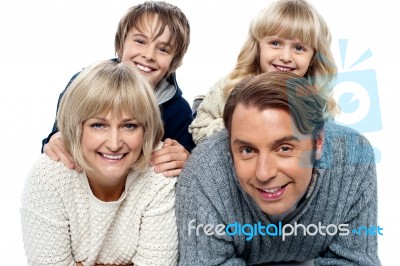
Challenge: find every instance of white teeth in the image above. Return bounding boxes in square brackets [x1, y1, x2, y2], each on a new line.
[136, 63, 152, 72]
[102, 153, 123, 160]
[275, 66, 292, 72]
[262, 187, 282, 193]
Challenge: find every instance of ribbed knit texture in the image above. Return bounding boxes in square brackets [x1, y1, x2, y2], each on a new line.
[189, 78, 227, 145]
[177, 122, 380, 265]
[21, 149, 178, 266]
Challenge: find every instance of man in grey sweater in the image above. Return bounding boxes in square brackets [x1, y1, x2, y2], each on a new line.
[177, 72, 380, 265]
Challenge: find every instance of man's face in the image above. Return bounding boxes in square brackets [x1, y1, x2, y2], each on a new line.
[119, 15, 175, 87]
[230, 105, 323, 216]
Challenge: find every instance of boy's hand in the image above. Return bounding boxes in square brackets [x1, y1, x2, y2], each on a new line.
[150, 138, 190, 177]
[43, 132, 78, 171]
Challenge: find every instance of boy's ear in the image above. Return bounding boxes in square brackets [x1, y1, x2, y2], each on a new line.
[314, 130, 324, 160]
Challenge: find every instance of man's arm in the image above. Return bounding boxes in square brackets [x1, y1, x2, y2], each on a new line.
[315, 134, 380, 265]
[176, 159, 246, 265]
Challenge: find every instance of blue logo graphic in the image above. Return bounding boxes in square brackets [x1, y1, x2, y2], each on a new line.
[333, 39, 382, 162]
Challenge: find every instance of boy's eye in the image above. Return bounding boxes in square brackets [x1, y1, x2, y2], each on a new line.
[158, 47, 171, 54]
[240, 147, 254, 155]
[134, 39, 145, 45]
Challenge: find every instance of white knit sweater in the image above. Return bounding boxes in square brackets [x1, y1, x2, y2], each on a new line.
[189, 78, 227, 145]
[21, 152, 178, 266]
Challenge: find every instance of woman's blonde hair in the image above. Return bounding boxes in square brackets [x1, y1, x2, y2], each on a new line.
[57, 60, 164, 172]
[223, 0, 338, 118]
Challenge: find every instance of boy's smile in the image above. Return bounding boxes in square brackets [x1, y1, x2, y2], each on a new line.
[119, 14, 175, 87]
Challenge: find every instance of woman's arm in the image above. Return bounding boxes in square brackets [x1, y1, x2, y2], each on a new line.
[132, 178, 178, 266]
[21, 157, 75, 265]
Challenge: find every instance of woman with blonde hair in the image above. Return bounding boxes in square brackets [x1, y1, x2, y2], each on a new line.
[21, 60, 178, 266]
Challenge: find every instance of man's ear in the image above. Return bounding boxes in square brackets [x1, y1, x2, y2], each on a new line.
[315, 129, 324, 160]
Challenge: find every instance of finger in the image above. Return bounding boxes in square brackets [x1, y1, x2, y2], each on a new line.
[52, 144, 75, 170]
[163, 168, 182, 177]
[154, 160, 185, 174]
[162, 138, 174, 148]
[43, 144, 60, 161]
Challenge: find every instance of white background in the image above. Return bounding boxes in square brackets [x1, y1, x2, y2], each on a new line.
[0, 0, 398, 264]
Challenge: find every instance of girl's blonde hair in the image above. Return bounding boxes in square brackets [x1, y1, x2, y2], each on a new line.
[223, 0, 338, 118]
[57, 60, 164, 172]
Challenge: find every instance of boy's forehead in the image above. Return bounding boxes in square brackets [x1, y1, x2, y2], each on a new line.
[128, 15, 175, 46]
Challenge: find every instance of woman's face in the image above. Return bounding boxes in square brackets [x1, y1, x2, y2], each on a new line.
[81, 111, 144, 192]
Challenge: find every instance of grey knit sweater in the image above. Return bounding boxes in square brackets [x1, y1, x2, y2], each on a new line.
[177, 122, 380, 265]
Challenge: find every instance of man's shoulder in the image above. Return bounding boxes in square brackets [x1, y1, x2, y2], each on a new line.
[179, 130, 234, 187]
[320, 122, 375, 168]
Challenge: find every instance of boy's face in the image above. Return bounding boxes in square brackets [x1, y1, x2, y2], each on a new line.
[230, 105, 323, 217]
[119, 15, 175, 87]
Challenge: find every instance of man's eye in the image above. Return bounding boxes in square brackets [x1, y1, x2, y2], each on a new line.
[279, 146, 293, 152]
[240, 147, 254, 155]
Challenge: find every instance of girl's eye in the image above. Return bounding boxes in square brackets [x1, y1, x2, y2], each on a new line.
[294, 45, 305, 51]
[270, 40, 280, 46]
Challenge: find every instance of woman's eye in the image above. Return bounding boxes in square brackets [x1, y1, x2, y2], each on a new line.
[124, 123, 137, 131]
[90, 123, 104, 130]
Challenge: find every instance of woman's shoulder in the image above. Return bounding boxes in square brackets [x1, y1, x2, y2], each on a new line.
[27, 154, 80, 189]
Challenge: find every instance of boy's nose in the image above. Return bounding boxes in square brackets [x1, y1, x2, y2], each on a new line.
[142, 47, 156, 61]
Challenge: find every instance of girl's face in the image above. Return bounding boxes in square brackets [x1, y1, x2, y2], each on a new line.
[259, 35, 314, 77]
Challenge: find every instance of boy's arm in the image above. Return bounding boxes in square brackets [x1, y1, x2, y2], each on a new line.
[315, 141, 381, 265]
[154, 94, 194, 176]
[41, 72, 80, 153]
[189, 78, 226, 145]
